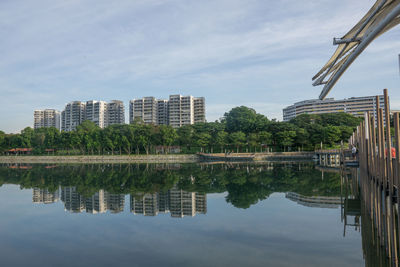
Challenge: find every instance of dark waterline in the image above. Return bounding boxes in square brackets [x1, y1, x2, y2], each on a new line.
[0, 163, 367, 266]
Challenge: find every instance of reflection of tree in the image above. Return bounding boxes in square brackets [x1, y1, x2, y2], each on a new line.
[0, 163, 341, 209]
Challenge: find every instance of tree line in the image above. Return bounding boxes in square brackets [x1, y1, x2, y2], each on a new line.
[0, 106, 362, 154]
[0, 163, 341, 209]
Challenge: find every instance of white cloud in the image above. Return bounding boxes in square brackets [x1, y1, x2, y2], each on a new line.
[0, 0, 398, 132]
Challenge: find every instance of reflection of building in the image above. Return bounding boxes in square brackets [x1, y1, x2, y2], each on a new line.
[131, 193, 159, 216]
[106, 192, 125, 213]
[130, 186, 207, 218]
[170, 186, 196, 217]
[60, 187, 125, 214]
[85, 190, 106, 214]
[33, 188, 60, 204]
[285, 192, 341, 209]
[61, 187, 85, 213]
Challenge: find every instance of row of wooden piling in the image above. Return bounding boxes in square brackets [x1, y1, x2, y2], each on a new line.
[350, 89, 400, 265]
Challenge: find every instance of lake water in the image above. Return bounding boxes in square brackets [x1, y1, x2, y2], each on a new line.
[0, 163, 375, 266]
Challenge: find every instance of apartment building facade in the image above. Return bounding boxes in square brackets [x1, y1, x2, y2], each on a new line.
[34, 109, 61, 130]
[157, 100, 169, 125]
[283, 95, 385, 122]
[61, 101, 86, 131]
[129, 95, 206, 128]
[85, 100, 107, 128]
[106, 100, 125, 126]
[129, 97, 158, 124]
[61, 100, 125, 131]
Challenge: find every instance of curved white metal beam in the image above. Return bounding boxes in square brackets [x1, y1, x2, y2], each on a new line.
[313, 0, 400, 100]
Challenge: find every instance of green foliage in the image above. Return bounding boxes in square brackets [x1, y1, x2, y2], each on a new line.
[224, 106, 263, 133]
[0, 106, 363, 154]
[0, 163, 341, 209]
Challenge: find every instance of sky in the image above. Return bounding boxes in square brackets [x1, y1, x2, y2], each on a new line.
[1, 0, 399, 133]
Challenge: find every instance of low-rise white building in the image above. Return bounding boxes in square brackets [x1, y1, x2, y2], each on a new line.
[283, 95, 385, 123]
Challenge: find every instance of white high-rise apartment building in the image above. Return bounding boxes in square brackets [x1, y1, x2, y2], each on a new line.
[168, 95, 193, 128]
[193, 97, 206, 124]
[283, 95, 386, 123]
[168, 95, 206, 128]
[129, 95, 205, 128]
[61, 101, 86, 131]
[61, 100, 125, 131]
[129, 97, 157, 124]
[34, 109, 61, 130]
[86, 100, 107, 128]
[106, 100, 125, 126]
[157, 100, 169, 125]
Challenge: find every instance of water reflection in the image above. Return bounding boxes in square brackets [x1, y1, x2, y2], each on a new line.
[131, 186, 206, 218]
[0, 163, 370, 266]
[60, 187, 125, 214]
[1, 162, 341, 211]
[285, 192, 341, 209]
[33, 188, 59, 204]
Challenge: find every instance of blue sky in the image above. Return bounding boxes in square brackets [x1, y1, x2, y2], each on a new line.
[1, 0, 399, 133]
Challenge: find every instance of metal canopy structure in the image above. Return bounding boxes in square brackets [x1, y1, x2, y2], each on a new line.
[313, 0, 400, 100]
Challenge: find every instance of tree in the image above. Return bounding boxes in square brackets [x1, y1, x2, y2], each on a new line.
[177, 125, 194, 150]
[229, 131, 246, 153]
[322, 126, 341, 146]
[295, 128, 309, 151]
[224, 106, 259, 133]
[214, 131, 228, 152]
[247, 133, 259, 152]
[0, 131, 5, 152]
[195, 132, 211, 152]
[259, 131, 272, 151]
[276, 131, 296, 151]
[20, 127, 34, 147]
[76, 121, 100, 154]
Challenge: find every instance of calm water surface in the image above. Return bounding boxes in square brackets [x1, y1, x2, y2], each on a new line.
[0, 163, 370, 266]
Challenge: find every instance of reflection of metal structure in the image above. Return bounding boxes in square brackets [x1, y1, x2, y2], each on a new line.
[285, 192, 342, 209]
[313, 0, 400, 99]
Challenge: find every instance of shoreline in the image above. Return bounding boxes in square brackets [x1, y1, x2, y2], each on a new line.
[0, 152, 315, 164]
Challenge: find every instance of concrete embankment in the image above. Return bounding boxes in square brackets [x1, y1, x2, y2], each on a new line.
[0, 152, 315, 164]
[0, 155, 199, 164]
[254, 152, 315, 161]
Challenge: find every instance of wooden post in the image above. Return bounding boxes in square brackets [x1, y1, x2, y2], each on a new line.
[371, 115, 377, 179]
[394, 113, 400, 192]
[384, 89, 393, 194]
[379, 108, 386, 186]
